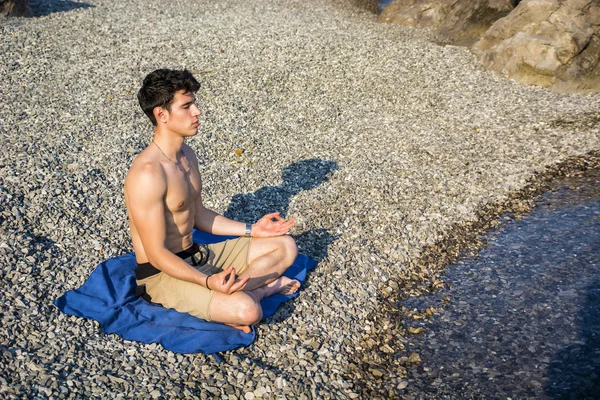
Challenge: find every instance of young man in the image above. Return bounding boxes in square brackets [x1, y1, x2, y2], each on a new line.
[125, 69, 300, 333]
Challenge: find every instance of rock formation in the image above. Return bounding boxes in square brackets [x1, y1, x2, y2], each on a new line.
[378, 0, 517, 45]
[472, 0, 600, 92]
[0, 0, 31, 17]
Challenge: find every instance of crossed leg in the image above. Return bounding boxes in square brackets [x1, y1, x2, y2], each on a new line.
[239, 235, 299, 289]
[209, 235, 300, 332]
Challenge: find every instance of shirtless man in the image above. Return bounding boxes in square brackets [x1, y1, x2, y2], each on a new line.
[124, 69, 300, 333]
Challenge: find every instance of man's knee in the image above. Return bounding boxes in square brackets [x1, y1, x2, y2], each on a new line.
[237, 298, 262, 326]
[279, 235, 298, 264]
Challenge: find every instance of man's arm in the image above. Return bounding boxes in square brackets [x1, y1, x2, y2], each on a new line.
[195, 198, 295, 238]
[194, 196, 250, 236]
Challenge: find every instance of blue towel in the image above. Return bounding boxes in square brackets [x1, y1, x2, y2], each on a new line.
[54, 230, 316, 355]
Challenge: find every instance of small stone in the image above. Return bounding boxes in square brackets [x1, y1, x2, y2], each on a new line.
[407, 353, 422, 364]
[407, 327, 425, 335]
[275, 377, 286, 389]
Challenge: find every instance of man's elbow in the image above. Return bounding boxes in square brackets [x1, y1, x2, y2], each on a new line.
[194, 212, 215, 231]
[193, 218, 206, 232]
[145, 249, 165, 270]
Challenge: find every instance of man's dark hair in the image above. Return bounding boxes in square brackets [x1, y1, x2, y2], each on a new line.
[137, 69, 200, 126]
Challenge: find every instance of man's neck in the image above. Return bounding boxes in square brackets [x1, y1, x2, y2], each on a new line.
[152, 128, 185, 159]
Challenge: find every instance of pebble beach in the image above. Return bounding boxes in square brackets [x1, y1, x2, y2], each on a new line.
[1, 0, 599, 398]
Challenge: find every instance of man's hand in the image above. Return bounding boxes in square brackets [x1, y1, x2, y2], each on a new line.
[207, 267, 249, 294]
[252, 212, 295, 238]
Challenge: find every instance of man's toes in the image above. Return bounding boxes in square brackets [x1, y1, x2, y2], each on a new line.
[240, 326, 251, 334]
[283, 280, 300, 295]
[229, 324, 251, 333]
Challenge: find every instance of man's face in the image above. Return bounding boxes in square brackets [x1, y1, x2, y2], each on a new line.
[162, 90, 200, 136]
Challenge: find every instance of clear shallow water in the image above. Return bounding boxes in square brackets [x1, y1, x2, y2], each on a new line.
[379, 0, 394, 10]
[402, 171, 600, 399]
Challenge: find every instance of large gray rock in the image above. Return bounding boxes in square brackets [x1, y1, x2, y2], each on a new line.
[472, 0, 600, 92]
[378, 0, 517, 45]
[0, 0, 31, 17]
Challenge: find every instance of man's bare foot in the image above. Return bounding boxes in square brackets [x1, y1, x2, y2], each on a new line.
[245, 275, 301, 300]
[266, 276, 301, 296]
[227, 324, 252, 334]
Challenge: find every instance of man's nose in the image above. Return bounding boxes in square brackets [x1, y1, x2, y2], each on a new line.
[192, 104, 201, 116]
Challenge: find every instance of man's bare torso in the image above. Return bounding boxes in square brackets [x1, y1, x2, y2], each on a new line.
[125, 143, 202, 263]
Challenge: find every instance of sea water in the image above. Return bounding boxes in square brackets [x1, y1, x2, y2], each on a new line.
[402, 170, 600, 399]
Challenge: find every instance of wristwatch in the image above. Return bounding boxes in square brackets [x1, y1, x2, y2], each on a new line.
[244, 223, 252, 237]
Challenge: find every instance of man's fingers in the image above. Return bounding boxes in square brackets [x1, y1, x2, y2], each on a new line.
[230, 276, 250, 293]
[263, 212, 280, 220]
[254, 212, 297, 237]
[270, 213, 285, 222]
[282, 217, 295, 228]
[213, 267, 236, 293]
[223, 268, 237, 289]
[268, 213, 294, 227]
[278, 218, 295, 232]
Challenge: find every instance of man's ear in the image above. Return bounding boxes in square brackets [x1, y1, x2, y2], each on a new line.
[153, 106, 167, 124]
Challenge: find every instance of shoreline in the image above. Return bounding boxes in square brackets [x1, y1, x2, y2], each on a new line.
[348, 147, 600, 397]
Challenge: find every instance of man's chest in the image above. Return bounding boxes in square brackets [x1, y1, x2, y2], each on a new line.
[165, 171, 201, 213]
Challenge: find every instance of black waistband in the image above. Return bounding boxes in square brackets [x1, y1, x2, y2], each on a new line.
[135, 243, 201, 280]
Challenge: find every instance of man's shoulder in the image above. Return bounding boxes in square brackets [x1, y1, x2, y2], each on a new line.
[125, 151, 167, 190]
[129, 146, 162, 171]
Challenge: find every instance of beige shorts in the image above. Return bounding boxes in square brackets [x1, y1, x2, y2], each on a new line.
[136, 237, 252, 321]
